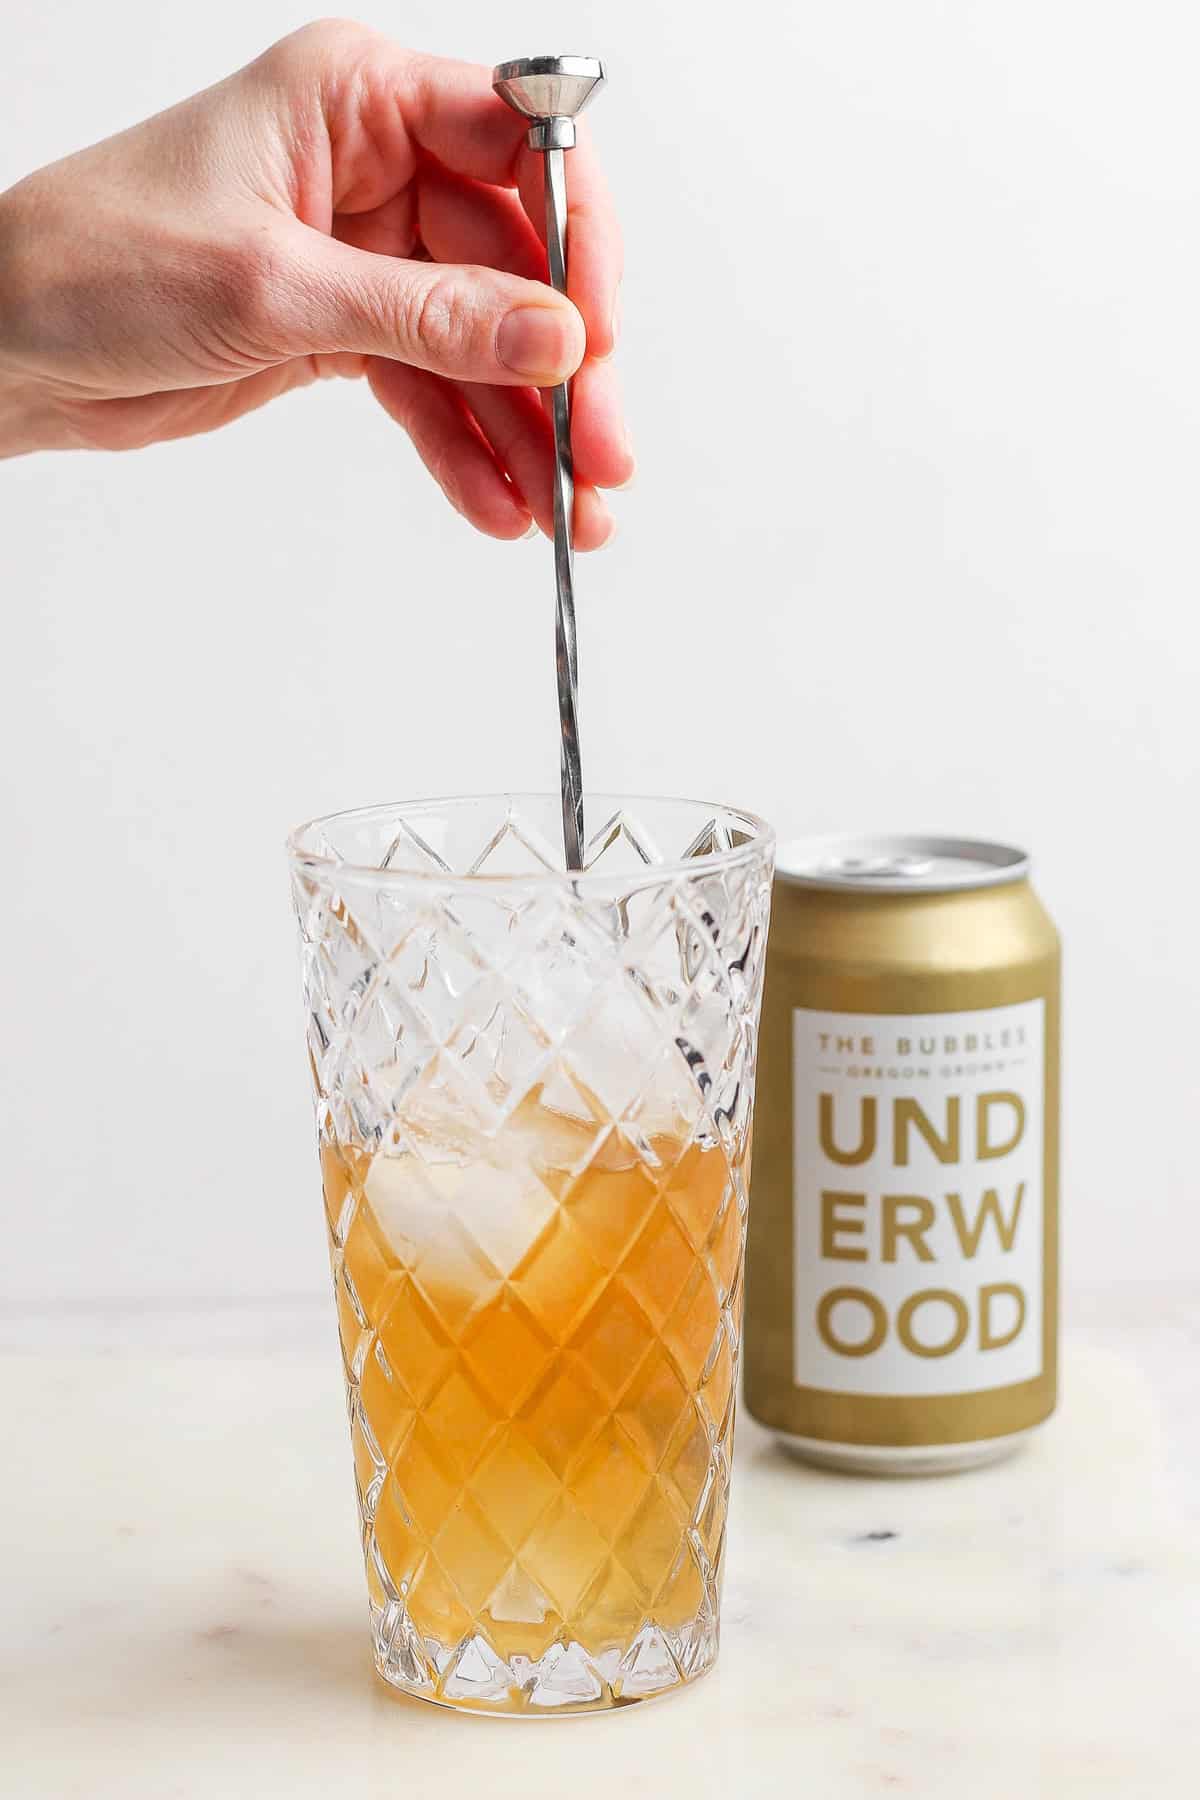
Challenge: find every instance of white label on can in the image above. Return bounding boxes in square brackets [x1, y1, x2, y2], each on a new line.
[792, 1003, 1044, 1396]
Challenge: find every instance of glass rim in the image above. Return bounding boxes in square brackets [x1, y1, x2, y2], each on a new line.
[287, 791, 775, 889]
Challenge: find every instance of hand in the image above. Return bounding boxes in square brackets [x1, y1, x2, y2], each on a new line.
[0, 21, 631, 547]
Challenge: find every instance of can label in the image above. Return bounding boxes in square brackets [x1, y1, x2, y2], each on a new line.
[792, 1002, 1045, 1398]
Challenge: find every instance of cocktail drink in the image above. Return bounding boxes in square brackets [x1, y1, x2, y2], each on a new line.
[289, 796, 774, 1714]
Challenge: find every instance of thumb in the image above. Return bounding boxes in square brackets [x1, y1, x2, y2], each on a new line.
[269, 227, 586, 386]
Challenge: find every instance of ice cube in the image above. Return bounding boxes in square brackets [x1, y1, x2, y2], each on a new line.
[364, 1092, 597, 1280]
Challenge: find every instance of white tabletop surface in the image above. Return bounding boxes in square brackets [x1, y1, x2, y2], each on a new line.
[2, 1286, 1197, 1799]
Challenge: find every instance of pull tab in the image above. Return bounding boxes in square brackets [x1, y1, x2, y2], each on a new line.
[825, 853, 936, 880]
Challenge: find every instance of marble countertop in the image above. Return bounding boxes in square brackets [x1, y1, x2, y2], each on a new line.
[3, 1288, 1198, 1798]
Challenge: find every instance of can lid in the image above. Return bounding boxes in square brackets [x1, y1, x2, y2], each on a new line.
[775, 834, 1031, 894]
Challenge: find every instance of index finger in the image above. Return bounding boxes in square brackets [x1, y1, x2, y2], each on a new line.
[406, 50, 621, 355]
[309, 35, 623, 354]
[402, 52, 532, 184]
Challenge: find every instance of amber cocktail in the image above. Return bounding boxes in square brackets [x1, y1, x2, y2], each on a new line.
[289, 795, 774, 1714]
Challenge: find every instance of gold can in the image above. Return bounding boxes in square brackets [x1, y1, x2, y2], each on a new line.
[744, 836, 1060, 1474]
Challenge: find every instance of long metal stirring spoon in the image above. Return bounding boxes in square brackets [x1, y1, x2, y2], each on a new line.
[493, 55, 607, 871]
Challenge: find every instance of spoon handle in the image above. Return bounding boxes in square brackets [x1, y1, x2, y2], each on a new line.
[543, 145, 584, 871]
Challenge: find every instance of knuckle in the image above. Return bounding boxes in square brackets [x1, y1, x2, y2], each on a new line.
[217, 231, 296, 347]
[405, 271, 479, 366]
[423, 441, 462, 512]
[264, 18, 376, 74]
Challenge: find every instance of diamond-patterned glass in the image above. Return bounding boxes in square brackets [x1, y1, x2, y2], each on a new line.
[289, 794, 774, 1714]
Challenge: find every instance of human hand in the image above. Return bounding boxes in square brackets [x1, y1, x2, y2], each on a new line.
[0, 21, 630, 547]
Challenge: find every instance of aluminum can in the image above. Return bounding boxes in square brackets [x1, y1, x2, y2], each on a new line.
[744, 835, 1060, 1474]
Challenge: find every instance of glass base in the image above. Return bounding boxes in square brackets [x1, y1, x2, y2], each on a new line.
[371, 1605, 719, 1715]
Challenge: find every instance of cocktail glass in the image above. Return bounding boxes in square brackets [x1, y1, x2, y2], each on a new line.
[288, 794, 775, 1714]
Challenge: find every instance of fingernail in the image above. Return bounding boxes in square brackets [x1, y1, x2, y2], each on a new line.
[595, 517, 618, 551]
[611, 461, 636, 492]
[497, 307, 580, 382]
[521, 519, 538, 540]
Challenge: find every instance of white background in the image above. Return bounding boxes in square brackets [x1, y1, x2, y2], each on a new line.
[2, 2, 1197, 1314]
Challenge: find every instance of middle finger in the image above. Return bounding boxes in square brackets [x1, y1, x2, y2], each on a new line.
[460, 381, 615, 552]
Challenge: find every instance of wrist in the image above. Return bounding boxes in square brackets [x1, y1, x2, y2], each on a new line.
[0, 370, 68, 458]
[0, 184, 74, 457]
